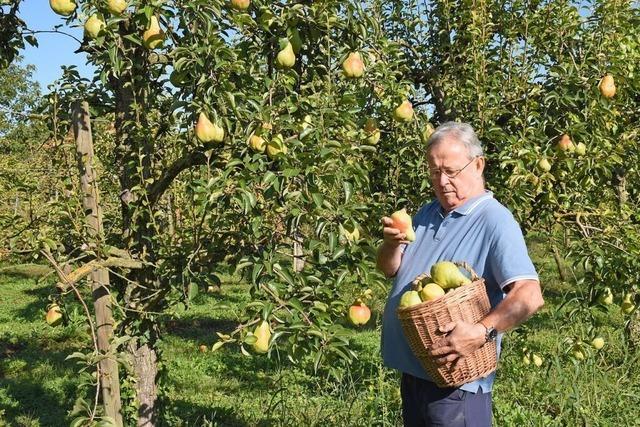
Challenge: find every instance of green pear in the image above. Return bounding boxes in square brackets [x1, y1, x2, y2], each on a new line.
[342, 52, 365, 78]
[392, 100, 413, 122]
[276, 41, 296, 68]
[398, 290, 422, 308]
[195, 112, 224, 143]
[252, 320, 271, 353]
[597, 287, 613, 305]
[537, 158, 551, 172]
[621, 293, 635, 314]
[363, 118, 380, 145]
[430, 261, 471, 289]
[50, 0, 76, 16]
[575, 142, 586, 156]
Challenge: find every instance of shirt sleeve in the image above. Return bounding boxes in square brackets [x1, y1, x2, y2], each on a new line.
[487, 211, 539, 290]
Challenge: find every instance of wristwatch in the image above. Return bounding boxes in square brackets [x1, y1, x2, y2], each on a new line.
[480, 321, 498, 343]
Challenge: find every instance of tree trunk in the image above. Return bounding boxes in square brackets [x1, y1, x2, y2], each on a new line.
[128, 340, 158, 427]
[72, 101, 123, 426]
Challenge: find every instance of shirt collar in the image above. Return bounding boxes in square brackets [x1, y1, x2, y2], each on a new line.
[439, 190, 494, 217]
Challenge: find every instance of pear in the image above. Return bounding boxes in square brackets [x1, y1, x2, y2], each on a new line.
[522, 353, 531, 365]
[430, 261, 471, 289]
[575, 142, 586, 156]
[195, 113, 224, 143]
[597, 287, 613, 305]
[230, 0, 250, 10]
[419, 282, 445, 302]
[348, 300, 371, 326]
[621, 293, 635, 314]
[84, 15, 105, 39]
[398, 290, 422, 308]
[390, 208, 415, 242]
[537, 158, 551, 172]
[421, 123, 435, 143]
[591, 337, 605, 350]
[45, 304, 63, 326]
[276, 41, 296, 69]
[249, 134, 266, 152]
[363, 118, 380, 145]
[107, 0, 127, 15]
[572, 346, 585, 360]
[393, 100, 413, 122]
[598, 74, 616, 98]
[556, 134, 575, 153]
[267, 134, 287, 158]
[341, 224, 360, 242]
[143, 15, 164, 49]
[342, 52, 365, 78]
[50, 0, 76, 16]
[532, 354, 543, 367]
[252, 320, 271, 354]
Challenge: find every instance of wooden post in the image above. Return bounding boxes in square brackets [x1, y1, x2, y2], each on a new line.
[72, 101, 123, 426]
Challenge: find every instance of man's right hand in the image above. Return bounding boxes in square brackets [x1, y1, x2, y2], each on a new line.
[381, 216, 410, 246]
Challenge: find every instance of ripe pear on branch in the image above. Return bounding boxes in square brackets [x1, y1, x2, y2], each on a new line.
[621, 293, 636, 314]
[248, 134, 266, 152]
[195, 113, 224, 143]
[393, 100, 413, 122]
[348, 299, 371, 326]
[537, 158, 551, 172]
[342, 52, 365, 78]
[363, 119, 380, 145]
[598, 74, 616, 98]
[107, 0, 127, 15]
[143, 15, 164, 49]
[230, 0, 250, 10]
[84, 15, 105, 39]
[556, 134, 575, 153]
[390, 208, 415, 242]
[267, 134, 287, 158]
[252, 320, 271, 354]
[276, 40, 296, 69]
[50, 0, 76, 16]
[430, 261, 471, 289]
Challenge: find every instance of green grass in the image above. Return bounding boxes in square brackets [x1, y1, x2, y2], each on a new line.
[1, 240, 639, 426]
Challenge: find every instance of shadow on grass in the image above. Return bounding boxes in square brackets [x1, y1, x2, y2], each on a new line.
[162, 399, 278, 426]
[164, 317, 239, 343]
[0, 341, 80, 426]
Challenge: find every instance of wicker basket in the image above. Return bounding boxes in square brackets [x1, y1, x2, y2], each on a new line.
[396, 262, 497, 388]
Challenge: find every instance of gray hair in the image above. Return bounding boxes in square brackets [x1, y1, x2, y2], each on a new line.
[427, 122, 484, 159]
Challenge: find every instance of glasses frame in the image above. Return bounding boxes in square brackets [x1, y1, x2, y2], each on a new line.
[429, 156, 480, 180]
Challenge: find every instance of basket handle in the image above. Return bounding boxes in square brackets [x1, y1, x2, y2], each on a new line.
[453, 261, 480, 281]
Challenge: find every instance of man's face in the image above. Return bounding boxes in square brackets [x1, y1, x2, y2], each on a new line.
[427, 137, 485, 212]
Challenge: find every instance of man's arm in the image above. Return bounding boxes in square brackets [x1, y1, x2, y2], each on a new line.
[429, 279, 544, 365]
[376, 216, 409, 278]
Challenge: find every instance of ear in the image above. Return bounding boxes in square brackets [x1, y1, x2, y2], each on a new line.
[474, 156, 485, 176]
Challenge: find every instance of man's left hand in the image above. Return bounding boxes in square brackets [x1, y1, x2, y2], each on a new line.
[428, 321, 487, 366]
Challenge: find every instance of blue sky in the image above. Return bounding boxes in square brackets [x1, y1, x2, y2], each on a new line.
[19, 0, 95, 92]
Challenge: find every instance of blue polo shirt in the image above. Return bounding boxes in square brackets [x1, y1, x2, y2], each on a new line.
[381, 191, 538, 393]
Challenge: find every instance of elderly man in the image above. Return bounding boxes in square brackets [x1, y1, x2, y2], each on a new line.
[377, 122, 544, 426]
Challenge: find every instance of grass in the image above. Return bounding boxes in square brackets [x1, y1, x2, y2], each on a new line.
[1, 238, 639, 426]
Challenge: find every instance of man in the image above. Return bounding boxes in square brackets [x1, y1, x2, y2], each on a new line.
[377, 122, 544, 426]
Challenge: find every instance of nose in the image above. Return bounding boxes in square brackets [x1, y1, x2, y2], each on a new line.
[438, 171, 451, 187]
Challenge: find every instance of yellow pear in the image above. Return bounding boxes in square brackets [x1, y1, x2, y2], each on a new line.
[230, 0, 250, 10]
[591, 337, 605, 350]
[348, 300, 371, 326]
[597, 287, 613, 305]
[430, 261, 471, 289]
[390, 208, 415, 242]
[598, 74, 616, 98]
[393, 100, 413, 122]
[532, 354, 543, 367]
[421, 123, 435, 142]
[621, 293, 635, 314]
[252, 320, 271, 354]
[45, 304, 63, 326]
[267, 134, 287, 158]
[143, 15, 164, 49]
[572, 346, 585, 360]
[84, 15, 105, 39]
[537, 158, 551, 172]
[575, 142, 586, 156]
[419, 282, 445, 302]
[276, 41, 296, 68]
[195, 113, 224, 143]
[50, 0, 76, 16]
[342, 52, 365, 78]
[398, 290, 422, 308]
[249, 134, 266, 152]
[363, 118, 380, 145]
[107, 0, 127, 15]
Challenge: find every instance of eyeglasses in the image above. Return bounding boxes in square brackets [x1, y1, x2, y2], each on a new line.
[429, 157, 479, 180]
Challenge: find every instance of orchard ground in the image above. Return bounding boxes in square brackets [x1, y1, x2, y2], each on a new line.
[1, 236, 638, 426]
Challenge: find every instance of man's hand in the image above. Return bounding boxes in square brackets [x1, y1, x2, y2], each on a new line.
[428, 321, 487, 366]
[381, 216, 410, 246]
